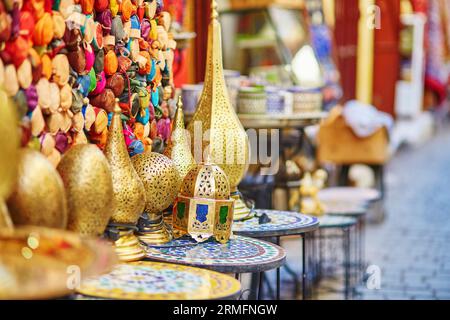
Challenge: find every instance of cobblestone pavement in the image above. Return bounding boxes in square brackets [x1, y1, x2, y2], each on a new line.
[359, 124, 450, 300]
[273, 124, 450, 300]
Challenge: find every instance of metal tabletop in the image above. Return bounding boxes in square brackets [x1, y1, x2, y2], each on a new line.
[233, 209, 319, 238]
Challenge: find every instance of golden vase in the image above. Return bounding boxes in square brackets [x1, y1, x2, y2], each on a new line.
[0, 88, 19, 230]
[186, 1, 251, 221]
[104, 101, 147, 262]
[131, 152, 181, 245]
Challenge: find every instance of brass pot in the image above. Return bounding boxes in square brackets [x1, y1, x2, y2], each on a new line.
[7, 149, 68, 229]
[57, 144, 114, 236]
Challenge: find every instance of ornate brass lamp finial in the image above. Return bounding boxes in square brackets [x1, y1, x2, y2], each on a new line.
[164, 96, 196, 181]
[187, 0, 251, 221]
[163, 96, 196, 227]
[211, 0, 219, 20]
[177, 94, 183, 109]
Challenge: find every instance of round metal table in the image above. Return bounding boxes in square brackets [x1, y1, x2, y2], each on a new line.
[144, 235, 285, 300]
[233, 209, 319, 300]
[233, 209, 319, 237]
[323, 202, 369, 298]
[145, 236, 285, 274]
[318, 187, 381, 205]
[317, 215, 358, 299]
[77, 261, 241, 300]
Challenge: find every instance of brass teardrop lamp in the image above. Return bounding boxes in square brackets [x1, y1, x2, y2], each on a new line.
[186, 0, 252, 221]
[104, 99, 147, 262]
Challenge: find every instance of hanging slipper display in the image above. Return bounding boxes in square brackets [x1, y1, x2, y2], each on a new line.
[1, 0, 177, 166]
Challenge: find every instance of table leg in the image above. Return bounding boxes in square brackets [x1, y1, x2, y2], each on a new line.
[343, 227, 351, 300]
[318, 229, 323, 281]
[283, 263, 300, 298]
[352, 219, 360, 295]
[249, 273, 258, 300]
[258, 272, 264, 300]
[360, 215, 366, 273]
[357, 218, 362, 288]
[276, 236, 281, 300]
[302, 234, 307, 300]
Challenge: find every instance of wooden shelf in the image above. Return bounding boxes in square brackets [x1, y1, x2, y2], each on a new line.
[185, 111, 327, 130]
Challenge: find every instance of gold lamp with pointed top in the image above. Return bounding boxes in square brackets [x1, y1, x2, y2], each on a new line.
[0, 88, 19, 230]
[163, 96, 196, 227]
[164, 96, 196, 180]
[104, 99, 147, 262]
[187, 0, 251, 221]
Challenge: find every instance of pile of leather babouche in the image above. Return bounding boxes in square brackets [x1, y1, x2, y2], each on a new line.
[0, 0, 176, 166]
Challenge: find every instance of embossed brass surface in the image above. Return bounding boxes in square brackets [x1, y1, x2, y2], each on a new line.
[7, 149, 68, 229]
[57, 144, 114, 236]
[104, 101, 147, 261]
[0, 89, 19, 230]
[105, 102, 146, 225]
[164, 96, 196, 181]
[131, 152, 181, 245]
[173, 161, 234, 243]
[113, 229, 146, 262]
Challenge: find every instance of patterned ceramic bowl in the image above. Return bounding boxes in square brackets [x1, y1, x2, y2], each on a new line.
[265, 86, 286, 114]
[288, 86, 323, 113]
[238, 86, 267, 114]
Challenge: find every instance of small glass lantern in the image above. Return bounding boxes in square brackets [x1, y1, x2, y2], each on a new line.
[173, 161, 235, 243]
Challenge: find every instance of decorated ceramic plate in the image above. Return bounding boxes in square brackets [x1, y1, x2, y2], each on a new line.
[146, 235, 198, 248]
[0, 226, 117, 299]
[77, 261, 241, 300]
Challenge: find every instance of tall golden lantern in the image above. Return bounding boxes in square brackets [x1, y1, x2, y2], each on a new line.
[104, 100, 147, 262]
[186, 0, 251, 220]
[164, 96, 196, 180]
[164, 96, 196, 226]
[0, 89, 19, 230]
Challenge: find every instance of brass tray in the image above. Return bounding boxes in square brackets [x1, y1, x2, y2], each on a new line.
[0, 226, 118, 300]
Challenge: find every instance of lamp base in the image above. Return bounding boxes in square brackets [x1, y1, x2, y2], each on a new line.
[105, 225, 146, 262]
[162, 209, 173, 228]
[137, 213, 173, 246]
[231, 191, 255, 221]
[114, 230, 146, 262]
[0, 199, 13, 230]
